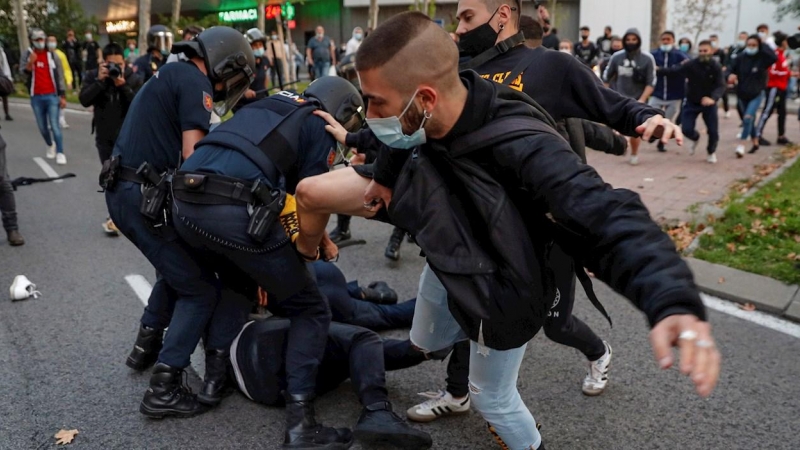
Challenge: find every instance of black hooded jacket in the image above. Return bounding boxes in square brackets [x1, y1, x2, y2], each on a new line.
[379, 72, 706, 349]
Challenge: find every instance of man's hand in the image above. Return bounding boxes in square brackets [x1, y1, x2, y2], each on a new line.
[313, 110, 348, 144]
[364, 180, 393, 212]
[97, 64, 109, 81]
[28, 52, 38, 64]
[635, 115, 683, 146]
[650, 314, 721, 398]
[700, 96, 716, 107]
[244, 89, 256, 99]
[349, 149, 366, 165]
[727, 74, 737, 84]
[59, 96, 66, 109]
[113, 74, 126, 87]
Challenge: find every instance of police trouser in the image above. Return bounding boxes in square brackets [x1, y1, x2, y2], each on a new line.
[444, 242, 607, 398]
[106, 181, 252, 368]
[172, 199, 331, 396]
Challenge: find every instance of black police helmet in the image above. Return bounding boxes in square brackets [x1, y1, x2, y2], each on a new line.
[245, 28, 267, 45]
[303, 76, 365, 133]
[173, 26, 256, 116]
[147, 25, 174, 55]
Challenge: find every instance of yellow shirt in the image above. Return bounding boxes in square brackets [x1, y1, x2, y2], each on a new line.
[54, 49, 73, 87]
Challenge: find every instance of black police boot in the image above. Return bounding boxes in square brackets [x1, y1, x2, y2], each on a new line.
[360, 281, 398, 305]
[354, 401, 432, 449]
[198, 348, 232, 407]
[140, 363, 205, 419]
[284, 393, 353, 449]
[384, 228, 405, 261]
[329, 215, 352, 243]
[126, 324, 163, 371]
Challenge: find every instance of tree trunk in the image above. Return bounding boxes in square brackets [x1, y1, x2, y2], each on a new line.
[368, 0, 379, 30]
[171, 0, 181, 33]
[650, 0, 667, 50]
[13, 0, 29, 56]
[258, 0, 266, 33]
[422, 0, 430, 17]
[138, 0, 151, 55]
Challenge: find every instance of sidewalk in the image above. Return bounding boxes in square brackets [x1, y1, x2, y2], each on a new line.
[587, 103, 800, 223]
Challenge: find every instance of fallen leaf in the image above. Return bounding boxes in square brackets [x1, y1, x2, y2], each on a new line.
[738, 246, 748, 251]
[739, 303, 756, 311]
[54, 429, 78, 445]
[644, 178, 655, 182]
[788, 253, 798, 260]
[794, 235, 800, 243]
[775, 182, 782, 189]
[698, 189, 710, 195]
[718, 277, 725, 284]
[726, 243, 736, 253]
[674, 176, 688, 180]
[747, 205, 763, 215]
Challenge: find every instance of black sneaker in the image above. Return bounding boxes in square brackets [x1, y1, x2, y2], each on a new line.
[777, 137, 794, 145]
[385, 228, 405, 261]
[4, 115, 12, 121]
[360, 281, 398, 305]
[748, 144, 760, 154]
[657, 142, 667, 152]
[354, 402, 432, 449]
[758, 137, 772, 146]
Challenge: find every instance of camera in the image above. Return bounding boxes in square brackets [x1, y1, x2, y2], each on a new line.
[107, 62, 121, 78]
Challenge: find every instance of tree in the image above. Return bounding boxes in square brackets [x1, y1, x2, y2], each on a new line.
[762, 0, 800, 18]
[0, 0, 96, 58]
[651, 0, 667, 50]
[671, 0, 731, 45]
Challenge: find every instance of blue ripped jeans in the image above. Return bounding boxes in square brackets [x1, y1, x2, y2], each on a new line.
[30, 94, 64, 154]
[409, 264, 541, 450]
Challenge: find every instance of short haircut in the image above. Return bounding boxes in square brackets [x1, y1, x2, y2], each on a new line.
[103, 43, 124, 58]
[356, 12, 432, 71]
[605, 26, 612, 31]
[739, 31, 748, 36]
[661, 31, 675, 39]
[774, 31, 788, 46]
[611, 35, 622, 43]
[698, 40, 712, 47]
[709, 34, 718, 39]
[519, 15, 543, 40]
[748, 34, 761, 45]
[580, 26, 589, 32]
[757, 24, 768, 31]
[560, 38, 573, 45]
[479, 0, 521, 24]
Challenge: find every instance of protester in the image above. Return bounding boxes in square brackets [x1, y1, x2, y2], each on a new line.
[48, 35, 72, 129]
[598, 35, 623, 84]
[650, 31, 689, 152]
[62, 30, 82, 91]
[574, 26, 599, 67]
[558, 39, 573, 54]
[346, 27, 364, 56]
[0, 41, 12, 120]
[709, 34, 730, 119]
[124, 39, 139, 64]
[678, 37, 693, 56]
[82, 30, 101, 73]
[0, 131, 23, 246]
[758, 23, 777, 49]
[307, 26, 336, 79]
[519, 14, 543, 48]
[728, 31, 750, 122]
[597, 25, 613, 56]
[755, 32, 793, 146]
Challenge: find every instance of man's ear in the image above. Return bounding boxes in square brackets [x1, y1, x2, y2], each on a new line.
[417, 85, 438, 112]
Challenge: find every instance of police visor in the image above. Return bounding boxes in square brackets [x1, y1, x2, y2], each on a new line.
[212, 69, 253, 116]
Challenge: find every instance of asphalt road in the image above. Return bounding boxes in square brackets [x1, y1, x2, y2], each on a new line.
[1, 103, 799, 450]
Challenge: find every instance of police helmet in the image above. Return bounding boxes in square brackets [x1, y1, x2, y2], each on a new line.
[303, 76, 364, 133]
[183, 25, 204, 40]
[245, 28, 267, 45]
[172, 26, 256, 116]
[147, 25, 174, 55]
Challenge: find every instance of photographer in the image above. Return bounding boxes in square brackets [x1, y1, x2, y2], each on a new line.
[79, 43, 142, 235]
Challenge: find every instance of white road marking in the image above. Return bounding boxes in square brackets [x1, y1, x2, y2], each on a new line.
[32, 157, 64, 183]
[124, 274, 152, 306]
[701, 293, 800, 339]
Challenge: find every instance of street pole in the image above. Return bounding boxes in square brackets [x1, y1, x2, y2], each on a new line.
[258, 0, 266, 33]
[139, 0, 151, 55]
[171, 0, 182, 34]
[734, 0, 742, 43]
[368, 0, 379, 31]
[13, 0, 29, 56]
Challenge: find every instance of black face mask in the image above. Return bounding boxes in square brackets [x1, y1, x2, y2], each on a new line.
[698, 55, 712, 63]
[624, 41, 640, 52]
[458, 8, 499, 58]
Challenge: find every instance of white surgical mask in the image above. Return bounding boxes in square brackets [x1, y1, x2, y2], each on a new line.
[129, 45, 136, 50]
[271, 35, 278, 40]
[316, 33, 324, 39]
[559, 48, 571, 53]
[758, 32, 767, 40]
[737, 39, 746, 47]
[679, 43, 690, 52]
[47, 42, 56, 50]
[354, 32, 363, 41]
[33, 41, 45, 50]
[85, 34, 92, 41]
[253, 48, 265, 57]
[660, 44, 673, 52]
[744, 46, 758, 55]
[365, 89, 430, 149]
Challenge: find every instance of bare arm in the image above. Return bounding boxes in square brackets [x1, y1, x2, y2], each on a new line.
[639, 85, 654, 103]
[182, 129, 206, 161]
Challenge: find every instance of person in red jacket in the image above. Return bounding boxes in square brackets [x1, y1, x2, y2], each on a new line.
[755, 32, 793, 146]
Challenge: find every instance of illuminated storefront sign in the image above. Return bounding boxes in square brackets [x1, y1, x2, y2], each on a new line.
[218, 8, 258, 22]
[106, 20, 137, 33]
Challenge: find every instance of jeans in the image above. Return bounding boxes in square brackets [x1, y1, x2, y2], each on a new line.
[682, 101, 720, 154]
[410, 265, 541, 450]
[0, 134, 17, 232]
[756, 87, 787, 138]
[173, 200, 331, 396]
[313, 61, 331, 80]
[738, 93, 765, 141]
[312, 261, 416, 331]
[30, 94, 64, 154]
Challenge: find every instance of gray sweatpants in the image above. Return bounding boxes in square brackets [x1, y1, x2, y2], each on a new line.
[0, 133, 18, 232]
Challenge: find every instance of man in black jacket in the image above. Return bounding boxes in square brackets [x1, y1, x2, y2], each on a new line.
[295, 12, 720, 450]
[80, 43, 142, 235]
[658, 40, 725, 163]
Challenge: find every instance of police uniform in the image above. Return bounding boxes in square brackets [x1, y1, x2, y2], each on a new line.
[233, 55, 270, 111]
[132, 52, 164, 82]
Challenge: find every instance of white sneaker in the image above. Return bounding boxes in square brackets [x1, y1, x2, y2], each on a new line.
[59, 120, 70, 129]
[629, 155, 639, 166]
[56, 153, 67, 165]
[735, 145, 745, 158]
[725, 111, 731, 119]
[707, 153, 718, 164]
[406, 390, 470, 423]
[582, 341, 612, 396]
[689, 139, 699, 156]
[46, 144, 56, 159]
[10, 275, 41, 301]
[735, 131, 742, 140]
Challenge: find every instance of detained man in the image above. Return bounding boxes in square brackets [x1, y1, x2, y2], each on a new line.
[294, 12, 720, 450]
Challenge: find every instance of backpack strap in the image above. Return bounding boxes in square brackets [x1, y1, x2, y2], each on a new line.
[459, 32, 525, 71]
[450, 116, 562, 158]
[575, 267, 613, 327]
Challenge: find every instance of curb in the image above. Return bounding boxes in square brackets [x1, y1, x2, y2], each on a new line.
[7, 96, 89, 113]
[686, 257, 800, 322]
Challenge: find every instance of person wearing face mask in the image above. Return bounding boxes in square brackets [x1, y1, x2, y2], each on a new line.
[62, 30, 82, 91]
[678, 37, 693, 56]
[82, 30, 101, 73]
[597, 25, 613, 57]
[657, 40, 725, 163]
[124, 39, 139, 64]
[541, 18, 559, 49]
[598, 35, 623, 88]
[20, 29, 68, 165]
[709, 34, 731, 119]
[755, 32, 794, 147]
[757, 24, 777, 50]
[558, 39, 573, 54]
[574, 26, 599, 67]
[306, 26, 336, 80]
[48, 35, 73, 130]
[133, 25, 173, 83]
[266, 32, 287, 89]
[727, 31, 750, 123]
[728, 34, 777, 156]
[346, 27, 364, 57]
[603, 28, 657, 165]
[236, 28, 271, 112]
[650, 31, 689, 152]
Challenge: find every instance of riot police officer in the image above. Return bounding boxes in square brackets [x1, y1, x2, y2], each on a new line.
[103, 26, 255, 419]
[233, 28, 271, 112]
[170, 77, 362, 449]
[133, 25, 173, 82]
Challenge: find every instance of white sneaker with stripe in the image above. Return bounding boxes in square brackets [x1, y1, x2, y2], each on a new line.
[406, 390, 470, 423]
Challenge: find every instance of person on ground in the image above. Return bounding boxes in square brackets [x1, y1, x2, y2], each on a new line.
[728, 34, 777, 156]
[603, 28, 657, 165]
[658, 40, 725, 163]
[62, 30, 82, 91]
[307, 26, 336, 80]
[346, 27, 364, 56]
[295, 13, 720, 450]
[0, 130, 23, 245]
[596, 25, 613, 56]
[0, 41, 12, 120]
[48, 35, 72, 129]
[755, 32, 794, 147]
[20, 29, 68, 165]
[650, 30, 689, 152]
[574, 26, 599, 67]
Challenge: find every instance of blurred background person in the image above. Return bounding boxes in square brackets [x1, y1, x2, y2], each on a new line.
[48, 35, 72, 129]
[345, 27, 363, 57]
[755, 32, 793, 146]
[650, 31, 688, 152]
[574, 26, 599, 67]
[124, 39, 139, 64]
[728, 34, 776, 156]
[62, 30, 82, 92]
[0, 40, 12, 120]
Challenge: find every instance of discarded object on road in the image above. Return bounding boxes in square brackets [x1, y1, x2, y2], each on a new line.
[10, 173, 76, 191]
[9, 275, 41, 301]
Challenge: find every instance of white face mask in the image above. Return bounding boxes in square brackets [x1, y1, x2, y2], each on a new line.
[271, 35, 278, 40]
[129, 45, 136, 50]
[47, 42, 57, 50]
[758, 32, 767, 40]
[365, 89, 430, 149]
[85, 34, 92, 41]
[559, 48, 571, 53]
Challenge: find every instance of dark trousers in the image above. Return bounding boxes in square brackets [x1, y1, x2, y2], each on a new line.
[0, 134, 17, 232]
[721, 91, 729, 113]
[271, 59, 285, 88]
[756, 87, 787, 138]
[106, 182, 227, 368]
[312, 261, 415, 331]
[96, 138, 115, 164]
[444, 243, 606, 397]
[1, 95, 9, 117]
[173, 200, 331, 396]
[682, 101, 720, 154]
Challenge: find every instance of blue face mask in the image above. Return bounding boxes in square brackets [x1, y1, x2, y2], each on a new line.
[660, 44, 673, 52]
[365, 89, 430, 149]
[744, 46, 758, 55]
[253, 48, 265, 57]
[679, 43, 690, 52]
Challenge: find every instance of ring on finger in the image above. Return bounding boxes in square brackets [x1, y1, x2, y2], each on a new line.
[695, 339, 714, 348]
[679, 330, 698, 341]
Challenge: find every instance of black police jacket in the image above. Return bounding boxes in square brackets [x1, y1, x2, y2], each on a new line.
[383, 71, 706, 349]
